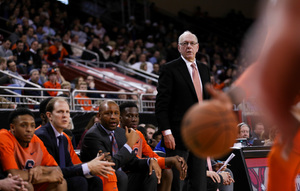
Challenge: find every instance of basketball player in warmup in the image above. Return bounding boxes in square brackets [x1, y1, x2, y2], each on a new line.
[0, 108, 67, 191]
[206, 0, 300, 190]
[119, 102, 187, 191]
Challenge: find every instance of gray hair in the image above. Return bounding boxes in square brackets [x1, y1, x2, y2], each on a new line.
[178, 31, 198, 44]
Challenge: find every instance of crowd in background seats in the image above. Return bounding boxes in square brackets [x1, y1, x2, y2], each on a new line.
[0, 0, 252, 93]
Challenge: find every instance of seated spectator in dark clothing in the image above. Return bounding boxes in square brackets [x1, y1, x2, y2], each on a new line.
[24, 69, 43, 96]
[0, 57, 12, 86]
[81, 41, 97, 61]
[12, 40, 27, 74]
[25, 40, 42, 70]
[85, 75, 100, 98]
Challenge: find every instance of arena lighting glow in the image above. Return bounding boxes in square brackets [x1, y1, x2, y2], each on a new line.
[57, 0, 68, 5]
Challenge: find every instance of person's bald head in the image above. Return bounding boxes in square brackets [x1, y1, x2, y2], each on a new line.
[97, 100, 120, 131]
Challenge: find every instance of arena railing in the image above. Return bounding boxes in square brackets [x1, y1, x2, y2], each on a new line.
[64, 58, 158, 85]
[0, 86, 156, 112]
[0, 86, 70, 109]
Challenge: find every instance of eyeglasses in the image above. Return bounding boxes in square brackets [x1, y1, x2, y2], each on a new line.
[179, 42, 198, 46]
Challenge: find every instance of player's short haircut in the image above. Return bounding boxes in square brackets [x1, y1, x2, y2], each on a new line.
[119, 101, 138, 114]
[9, 108, 35, 124]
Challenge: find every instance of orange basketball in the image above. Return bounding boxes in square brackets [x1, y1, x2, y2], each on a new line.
[181, 100, 239, 158]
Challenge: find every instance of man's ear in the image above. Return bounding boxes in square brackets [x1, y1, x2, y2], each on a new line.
[96, 112, 100, 119]
[10, 123, 15, 133]
[45, 112, 51, 121]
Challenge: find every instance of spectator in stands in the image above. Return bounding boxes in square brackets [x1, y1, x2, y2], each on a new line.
[71, 35, 84, 58]
[152, 63, 160, 76]
[35, 97, 116, 191]
[71, 24, 87, 44]
[0, 57, 12, 86]
[237, 122, 250, 139]
[145, 124, 156, 143]
[81, 41, 97, 61]
[0, 173, 28, 191]
[207, 160, 234, 191]
[7, 60, 25, 87]
[53, 66, 66, 84]
[252, 122, 265, 140]
[26, 27, 37, 47]
[57, 81, 72, 97]
[93, 21, 106, 40]
[26, 40, 42, 70]
[149, 131, 163, 150]
[0, 108, 67, 191]
[11, 34, 30, 52]
[46, 37, 69, 65]
[119, 101, 187, 191]
[36, 25, 47, 44]
[85, 75, 100, 98]
[8, 24, 23, 45]
[43, 68, 61, 96]
[0, 39, 14, 61]
[24, 69, 43, 96]
[62, 32, 73, 56]
[131, 54, 153, 73]
[12, 40, 27, 74]
[39, 62, 49, 85]
[42, 19, 56, 37]
[73, 76, 85, 91]
[80, 100, 160, 191]
[75, 82, 93, 111]
[0, 97, 15, 109]
[166, 41, 180, 62]
[118, 52, 131, 69]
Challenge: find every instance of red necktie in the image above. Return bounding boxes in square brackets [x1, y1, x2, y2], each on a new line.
[191, 63, 203, 102]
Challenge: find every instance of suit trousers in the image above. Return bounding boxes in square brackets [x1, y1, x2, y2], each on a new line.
[127, 170, 158, 191]
[116, 170, 128, 191]
[66, 176, 103, 191]
[166, 148, 207, 191]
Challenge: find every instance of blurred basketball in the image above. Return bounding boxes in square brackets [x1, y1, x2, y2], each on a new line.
[181, 100, 239, 158]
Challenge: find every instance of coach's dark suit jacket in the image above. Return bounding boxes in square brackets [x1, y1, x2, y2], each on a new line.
[155, 57, 211, 150]
[80, 123, 149, 172]
[35, 122, 83, 178]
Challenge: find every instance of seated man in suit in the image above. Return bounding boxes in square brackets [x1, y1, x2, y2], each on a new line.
[35, 97, 115, 191]
[0, 108, 67, 191]
[119, 101, 187, 191]
[80, 100, 161, 191]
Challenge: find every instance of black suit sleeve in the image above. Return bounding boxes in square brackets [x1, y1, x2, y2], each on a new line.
[155, 63, 174, 132]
